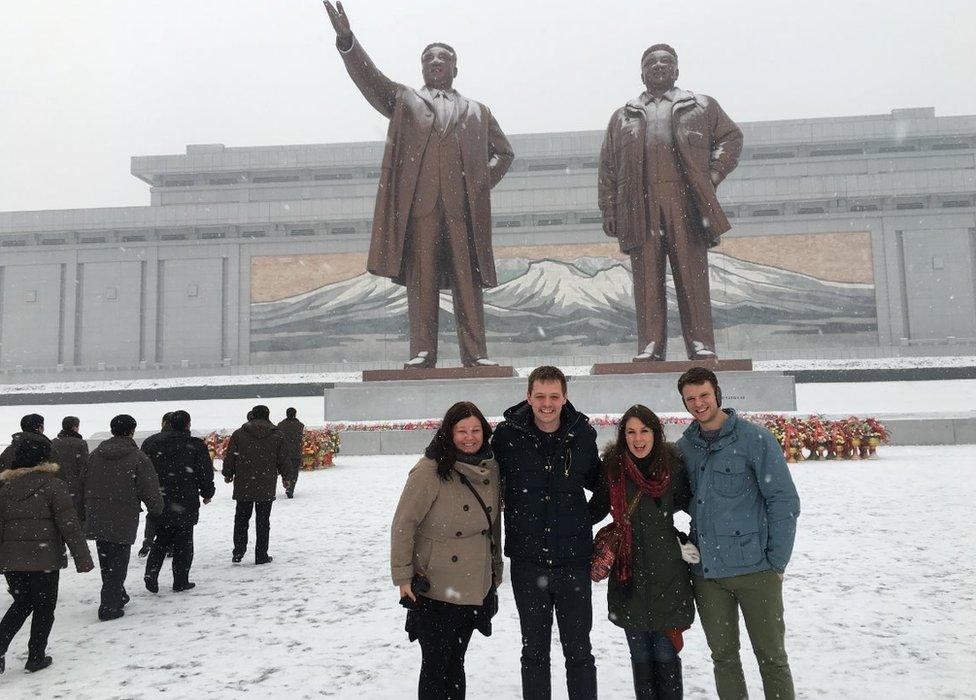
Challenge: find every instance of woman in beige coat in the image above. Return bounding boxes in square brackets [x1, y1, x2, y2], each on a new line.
[391, 401, 502, 700]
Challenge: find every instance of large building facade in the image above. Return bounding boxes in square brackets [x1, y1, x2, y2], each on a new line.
[1, 106, 974, 376]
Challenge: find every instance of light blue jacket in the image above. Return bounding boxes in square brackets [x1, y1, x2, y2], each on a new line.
[677, 409, 800, 580]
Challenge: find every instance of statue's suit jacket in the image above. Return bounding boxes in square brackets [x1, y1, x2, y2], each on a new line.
[598, 89, 742, 250]
[338, 37, 514, 288]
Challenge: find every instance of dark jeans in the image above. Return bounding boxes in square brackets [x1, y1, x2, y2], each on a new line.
[96, 541, 131, 617]
[233, 500, 272, 559]
[415, 595, 478, 700]
[0, 571, 59, 662]
[625, 629, 679, 664]
[511, 560, 597, 700]
[145, 520, 195, 587]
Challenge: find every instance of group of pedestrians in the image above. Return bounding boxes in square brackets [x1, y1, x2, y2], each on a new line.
[392, 365, 801, 700]
[0, 405, 305, 675]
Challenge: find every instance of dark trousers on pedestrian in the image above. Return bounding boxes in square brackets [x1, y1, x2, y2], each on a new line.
[511, 560, 597, 700]
[233, 500, 272, 560]
[145, 520, 195, 588]
[96, 541, 130, 618]
[0, 571, 59, 663]
[414, 595, 478, 700]
[286, 457, 301, 496]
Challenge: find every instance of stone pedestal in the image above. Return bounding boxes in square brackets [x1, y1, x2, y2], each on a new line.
[324, 370, 795, 422]
[592, 359, 753, 375]
[362, 366, 516, 382]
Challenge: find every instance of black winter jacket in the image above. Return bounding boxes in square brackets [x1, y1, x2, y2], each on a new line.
[492, 400, 601, 566]
[141, 429, 216, 527]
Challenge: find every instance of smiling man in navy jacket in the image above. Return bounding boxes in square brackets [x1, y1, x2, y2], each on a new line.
[676, 367, 800, 700]
[492, 366, 602, 700]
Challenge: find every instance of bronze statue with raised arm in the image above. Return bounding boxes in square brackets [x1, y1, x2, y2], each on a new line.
[598, 44, 742, 362]
[323, 1, 514, 369]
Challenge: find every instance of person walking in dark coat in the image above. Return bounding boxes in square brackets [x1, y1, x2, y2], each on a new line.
[0, 414, 47, 474]
[0, 437, 94, 674]
[82, 415, 163, 621]
[222, 405, 288, 565]
[50, 416, 89, 520]
[491, 366, 602, 700]
[138, 412, 173, 557]
[141, 410, 215, 593]
[590, 405, 698, 699]
[276, 408, 305, 499]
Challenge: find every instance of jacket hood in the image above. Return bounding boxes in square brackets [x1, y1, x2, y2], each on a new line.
[0, 461, 60, 501]
[95, 435, 139, 460]
[242, 419, 276, 439]
[502, 399, 587, 434]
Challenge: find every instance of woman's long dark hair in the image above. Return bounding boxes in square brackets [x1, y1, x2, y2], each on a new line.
[609, 404, 672, 480]
[427, 401, 493, 480]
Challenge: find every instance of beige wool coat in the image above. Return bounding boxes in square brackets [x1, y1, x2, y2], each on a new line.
[391, 456, 502, 606]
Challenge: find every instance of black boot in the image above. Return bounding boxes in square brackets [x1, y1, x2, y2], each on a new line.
[654, 658, 683, 700]
[632, 661, 657, 699]
[25, 656, 53, 673]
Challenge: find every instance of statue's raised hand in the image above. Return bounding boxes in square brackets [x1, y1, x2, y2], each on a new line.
[323, 1, 353, 49]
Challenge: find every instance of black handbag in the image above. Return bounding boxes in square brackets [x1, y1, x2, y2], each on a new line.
[454, 468, 499, 635]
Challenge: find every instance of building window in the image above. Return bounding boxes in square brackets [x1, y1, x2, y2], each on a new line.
[121, 235, 146, 242]
[200, 231, 225, 240]
[850, 204, 879, 212]
[752, 209, 780, 217]
[579, 216, 603, 224]
[208, 177, 238, 185]
[40, 239, 66, 245]
[241, 230, 266, 238]
[810, 148, 864, 157]
[314, 173, 355, 181]
[582, 161, 600, 168]
[895, 202, 924, 210]
[752, 152, 795, 160]
[160, 234, 187, 241]
[527, 163, 568, 171]
[537, 218, 564, 226]
[289, 228, 316, 236]
[941, 200, 971, 208]
[931, 142, 970, 151]
[253, 175, 300, 183]
[494, 220, 522, 228]
[796, 207, 826, 214]
[1, 240, 27, 247]
[163, 179, 194, 187]
[331, 227, 357, 235]
[878, 145, 916, 153]
[80, 237, 106, 244]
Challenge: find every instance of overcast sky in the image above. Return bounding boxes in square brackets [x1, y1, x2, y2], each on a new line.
[2, 0, 974, 213]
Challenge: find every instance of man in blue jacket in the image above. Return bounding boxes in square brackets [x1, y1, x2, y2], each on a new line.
[676, 367, 800, 700]
[492, 366, 601, 700]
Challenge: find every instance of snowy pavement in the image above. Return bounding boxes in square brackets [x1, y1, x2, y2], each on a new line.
[0, 446, 973, 698]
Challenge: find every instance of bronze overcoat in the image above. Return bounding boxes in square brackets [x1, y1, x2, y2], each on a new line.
[598, 89, 742, 250]
[338, 37, 514, 288]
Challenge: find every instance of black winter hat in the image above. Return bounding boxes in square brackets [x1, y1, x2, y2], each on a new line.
[11, 433, 53, 469]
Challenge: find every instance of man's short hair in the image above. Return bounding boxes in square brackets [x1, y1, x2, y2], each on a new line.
[527, 366, 568, 396]
[677, 367, 719, 396]
[286, 407, 297, 419]
[641, 43, 678, 65]
[161, 411, 173, 429]
[168, 410, 191, 432]
[110, 414, 137, 437]
[62, 416, 80, 432]
[251, 405, 271, 420]
[20, 414, 44, 433]
[421, 42, 457, 62]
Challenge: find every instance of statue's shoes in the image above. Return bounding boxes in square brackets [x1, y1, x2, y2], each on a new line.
[689, 341, 717, 360]
[471, 358, 499, 367]
[633, 342, 664, 362]
[403, 351, 435, 369]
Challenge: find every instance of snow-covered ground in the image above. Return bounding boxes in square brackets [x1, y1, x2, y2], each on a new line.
[0, 447, 973, 699]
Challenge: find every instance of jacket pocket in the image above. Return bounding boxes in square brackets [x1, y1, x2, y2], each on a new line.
[716, 517, 763, 567]
[711, 460, 750, 497]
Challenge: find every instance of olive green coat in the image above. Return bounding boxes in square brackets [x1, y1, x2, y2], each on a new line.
[589, 444, 695, 631]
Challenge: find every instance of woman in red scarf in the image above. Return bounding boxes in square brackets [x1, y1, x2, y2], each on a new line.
[590, 405, 696, 699]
